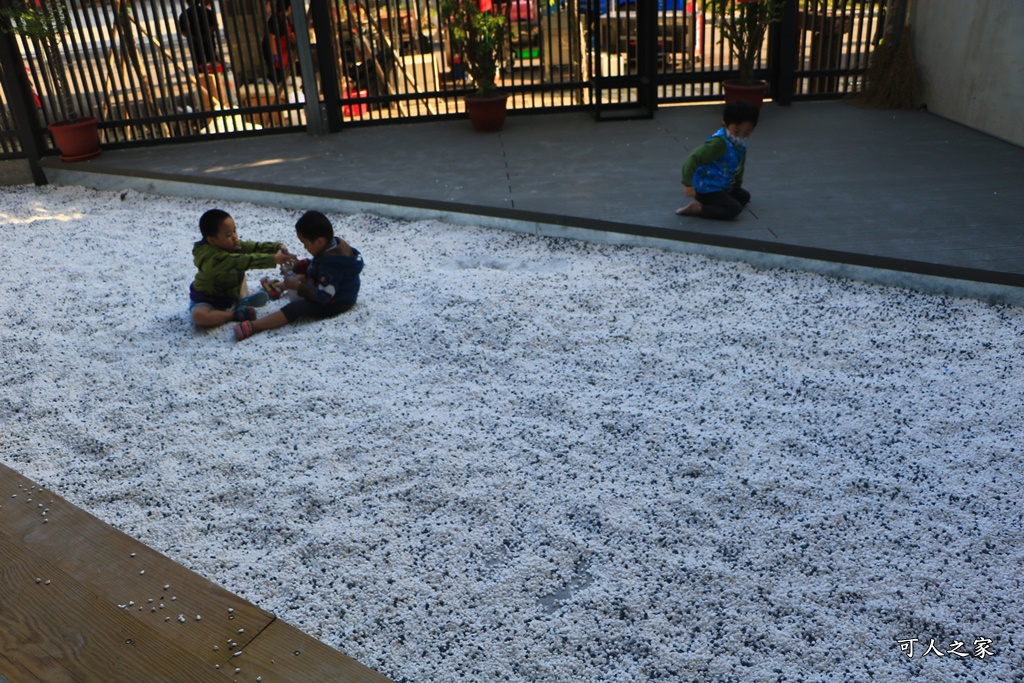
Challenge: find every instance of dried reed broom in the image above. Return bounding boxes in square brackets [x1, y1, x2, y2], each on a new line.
[859, 27, 923, 109]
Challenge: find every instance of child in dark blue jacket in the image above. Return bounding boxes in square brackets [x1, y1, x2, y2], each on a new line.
[234, 210, 363, 340]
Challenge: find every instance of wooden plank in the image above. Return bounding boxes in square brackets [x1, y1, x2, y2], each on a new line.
[0, 532, 231, 682]
[0, 465, 272, 664]
[0, 464, 396, 682]
[1, 466, 395, 683]
[0, 642, 72, 683]
[229, 619, 394, 683]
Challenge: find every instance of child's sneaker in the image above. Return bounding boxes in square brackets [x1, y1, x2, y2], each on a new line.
[260, 276, 285, 301]
[233, 306, 256, 322]
[234, 321, 256, 341]
[239, 290, 270, 308]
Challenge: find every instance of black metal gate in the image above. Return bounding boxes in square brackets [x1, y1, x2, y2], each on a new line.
[0, 0, 884, 160]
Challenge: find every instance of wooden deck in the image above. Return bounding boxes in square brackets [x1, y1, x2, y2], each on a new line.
[0, 464, 394, 683]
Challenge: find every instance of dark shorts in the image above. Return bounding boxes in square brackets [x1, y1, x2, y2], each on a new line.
[281, 298, 354, 323]
[696, 186, 751, 220]
[189, 283, 236, 311]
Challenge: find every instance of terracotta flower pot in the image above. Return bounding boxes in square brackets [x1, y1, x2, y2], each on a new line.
[465, 92, 509, 133]
[48, 117, 101, 162]
[722, 80, 769, 110]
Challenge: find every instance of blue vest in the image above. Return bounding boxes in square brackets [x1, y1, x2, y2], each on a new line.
[692, 128, 745, 194]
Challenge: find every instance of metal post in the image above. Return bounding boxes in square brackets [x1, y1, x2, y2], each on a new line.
[308, 0, 342, 132]
[635, 0, 657, 117]
[771, 0, 799, 106]
[0, 27, 48, 184]
[291, 0, 327, 135]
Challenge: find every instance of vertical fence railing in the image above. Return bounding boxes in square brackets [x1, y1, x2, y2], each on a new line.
[316, 0, 589, 125]
[0, 64, 23, 158]
[0, 0, 880, 156]
[791, 0, 880, 99]
[656, 0, 882, 104]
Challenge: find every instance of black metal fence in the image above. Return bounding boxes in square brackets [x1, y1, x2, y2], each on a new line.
[0, 0, 883, 160]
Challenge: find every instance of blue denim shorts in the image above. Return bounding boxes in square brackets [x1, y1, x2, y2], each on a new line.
[189, 283, 236, 312]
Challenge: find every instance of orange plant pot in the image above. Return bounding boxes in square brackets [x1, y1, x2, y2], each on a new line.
[465, 92, 509, 133]
[722, 80, 769, 110]
[48, 117, 101, 162]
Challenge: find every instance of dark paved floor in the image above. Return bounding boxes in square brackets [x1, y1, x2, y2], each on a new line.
[43, 100, 1024, 305]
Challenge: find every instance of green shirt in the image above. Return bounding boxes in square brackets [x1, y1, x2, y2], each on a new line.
[191, 239, 279, 299]
[681, 135, 746, 190]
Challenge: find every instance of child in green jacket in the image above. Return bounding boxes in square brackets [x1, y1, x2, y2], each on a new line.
[189, 208, 294, 327]
[677, 100, 759, 220]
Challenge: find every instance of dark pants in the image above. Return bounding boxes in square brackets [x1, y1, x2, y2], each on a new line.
[281, 298, 354, 323]
[697, 187, 751, 220]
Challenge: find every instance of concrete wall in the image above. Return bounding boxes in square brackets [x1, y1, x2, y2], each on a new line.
[913, 0, 1024, 146]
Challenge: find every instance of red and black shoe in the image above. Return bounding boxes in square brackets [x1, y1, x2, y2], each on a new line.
[234, 320, 256, 341]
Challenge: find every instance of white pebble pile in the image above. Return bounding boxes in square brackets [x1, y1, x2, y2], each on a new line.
[2, 184, 1022, 682]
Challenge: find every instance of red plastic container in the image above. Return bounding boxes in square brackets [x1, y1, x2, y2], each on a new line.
[343, 89, 368, 118]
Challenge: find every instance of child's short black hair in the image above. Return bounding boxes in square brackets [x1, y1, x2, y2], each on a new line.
[295, 210, 334, 241]
[723, 100, 759, 128]
[199, 208, 231, 238]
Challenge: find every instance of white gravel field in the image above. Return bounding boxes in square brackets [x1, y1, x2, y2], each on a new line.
[2, 184, 1022, 682]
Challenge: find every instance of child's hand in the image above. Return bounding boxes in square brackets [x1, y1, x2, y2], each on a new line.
[280, 275, 303, 291]
[683, 185, 696, 198]
[274, 248, 294, 266]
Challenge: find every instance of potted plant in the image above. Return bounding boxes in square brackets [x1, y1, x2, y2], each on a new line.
[0, 0, 100, 160]
[440, 0, 509, 132]
[707, 0, 785, 108]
